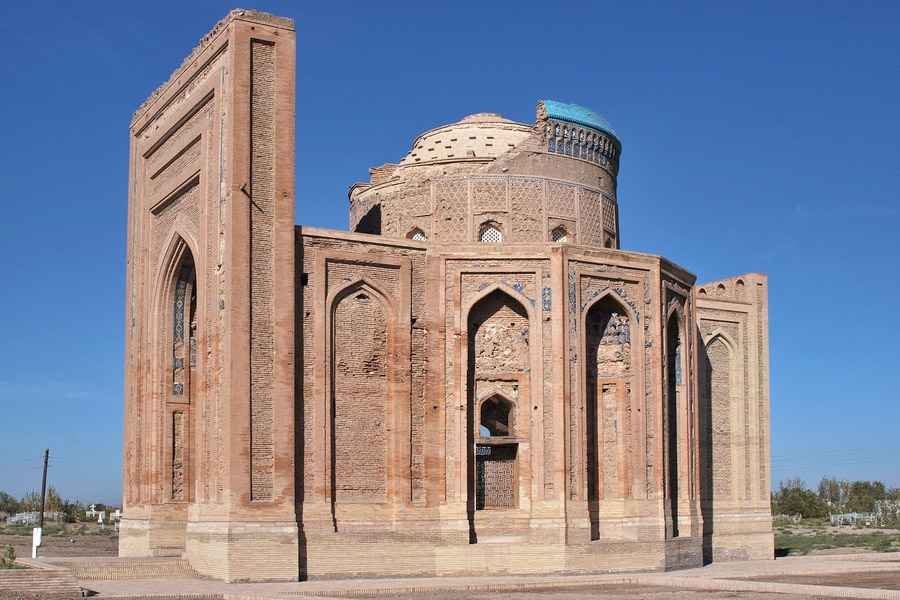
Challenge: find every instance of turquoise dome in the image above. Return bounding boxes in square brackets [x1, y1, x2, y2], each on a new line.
[542, 100, 619, 145]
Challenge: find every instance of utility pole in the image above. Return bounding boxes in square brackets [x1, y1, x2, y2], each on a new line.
[33, 448, 48, 558]
[39, 448, 49, 528]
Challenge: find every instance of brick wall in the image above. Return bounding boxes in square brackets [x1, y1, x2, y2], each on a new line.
[249, 38, 276, 502]
[333, 291, 389, 501]
[125, 10, 298, 581]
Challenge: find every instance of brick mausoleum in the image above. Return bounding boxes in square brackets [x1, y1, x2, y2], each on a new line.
[122, 10, 773, 582]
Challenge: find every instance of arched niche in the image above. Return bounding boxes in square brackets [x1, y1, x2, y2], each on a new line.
[467, 288, 530, 374]
[701, 330, 739, 500]
[583, 292, 635, 540]
[328, 281, 394, 507]
[154, 233, 199, 505]
[665, 308, 686, 538]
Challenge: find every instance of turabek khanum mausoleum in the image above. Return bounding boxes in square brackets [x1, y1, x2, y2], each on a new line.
[123, 10, 773, 582]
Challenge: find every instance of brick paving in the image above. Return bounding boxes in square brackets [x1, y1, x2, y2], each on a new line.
[15, 552, 898, 600]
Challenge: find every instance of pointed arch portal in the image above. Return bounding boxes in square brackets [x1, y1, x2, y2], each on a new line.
[584, 292, 634, 540]
[157, 235, 198, 504]
[466, 289, 530, 536]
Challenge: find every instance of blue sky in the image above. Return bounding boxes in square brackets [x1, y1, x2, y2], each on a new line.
[1, 1, 898, 505]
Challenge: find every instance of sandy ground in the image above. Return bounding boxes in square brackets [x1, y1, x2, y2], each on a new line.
[3, 523, 900, 600]
[0, 522, 117, 560]
[744, 569, 900, 591]
[346, 584, 829, 599]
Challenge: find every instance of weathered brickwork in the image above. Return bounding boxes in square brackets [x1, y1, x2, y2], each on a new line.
[333, 291, 389, 502]
[704, 336, 732, 497]
[586, 297, 633, 505]
[124, 10, 297, 582]
[471, 291, 530, 373]
[249, 39, 277, 502]
[696, 273, 771, 562]
[125, 10, 771, 582]
[171, 411, 185, 501]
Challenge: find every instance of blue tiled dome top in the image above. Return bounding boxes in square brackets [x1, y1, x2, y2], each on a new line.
[542, 100, 619, 144]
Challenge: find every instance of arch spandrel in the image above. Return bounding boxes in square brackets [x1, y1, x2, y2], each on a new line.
[326, 277, 399, 325]
[151, 226, 203, 312]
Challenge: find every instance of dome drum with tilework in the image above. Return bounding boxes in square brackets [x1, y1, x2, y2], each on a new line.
[349, 101, 621, 249]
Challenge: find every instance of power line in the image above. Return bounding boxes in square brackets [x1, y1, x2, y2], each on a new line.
[0, 450, 45, 459]
[0, 466, 45, 477]
[772, 453, 900, 472]
[771, 442, 900, 461]
[772, 449, 900, 464]
[0, 456, 44, 468]
[773, 454, 900, 468]
[51, 457, 120, 465]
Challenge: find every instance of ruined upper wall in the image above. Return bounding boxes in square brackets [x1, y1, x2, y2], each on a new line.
[132, 9, 294, 126]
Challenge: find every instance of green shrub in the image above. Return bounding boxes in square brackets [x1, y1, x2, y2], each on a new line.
[0, 545, 19, 569]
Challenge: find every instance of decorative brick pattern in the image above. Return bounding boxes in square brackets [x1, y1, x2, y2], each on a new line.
[705, 337, 732, 497]
[434, 177, 469, 242]
[172, 411, 185, 500]
[151, 180, 199, 274]
[587, 308, 631, 378]
[145, 97, 211, 179]
[509, 178, 543, 242]
[471, 292, 530, 373]
[602, 195, 617, 232]
[475, 445, 517, 508]
[150, 137, 202, 196]
[249, 39, 276, 502]
[472, 176, 507, 213]
[546, 180, 575, 216]
[579, 189, 605, 248]
[327, 261, 399, 300]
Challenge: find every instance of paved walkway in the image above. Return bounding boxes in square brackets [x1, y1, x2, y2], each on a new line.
[23, 552, 900, 599]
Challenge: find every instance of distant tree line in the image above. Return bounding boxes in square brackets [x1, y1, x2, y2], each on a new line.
[0, 487, 119, 523]
[772, 477, 900, 522]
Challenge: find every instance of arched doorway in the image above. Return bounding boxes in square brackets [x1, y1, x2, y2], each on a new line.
[466, 289, 530, 542]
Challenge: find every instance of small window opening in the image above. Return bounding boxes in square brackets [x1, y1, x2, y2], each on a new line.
[408, 228, 427, 241]
[479, 225, 502, 243]
[480, 396, 513, 437]
[551, 227, 567, 243]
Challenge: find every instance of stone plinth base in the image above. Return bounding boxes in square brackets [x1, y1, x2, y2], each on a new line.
[299, 534, 704, 579]
[119, 507, 187, 558]
[703, 509, 774, 562]
[185, 521, 300, 582]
